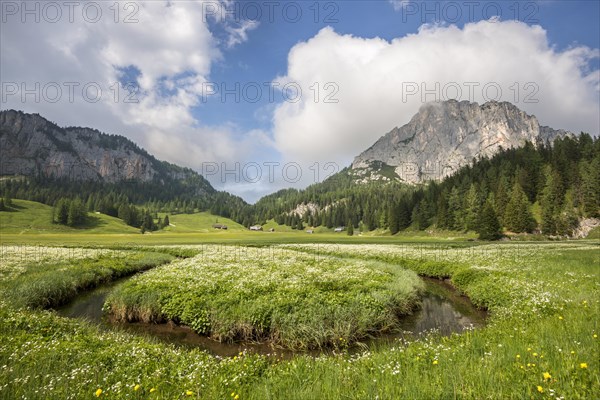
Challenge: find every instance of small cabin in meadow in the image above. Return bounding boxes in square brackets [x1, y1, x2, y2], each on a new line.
[249, 225, 263, 231]
[334, 226, 345, 232]
[306, 229, 314, 234]
[212, 223, 228, 230]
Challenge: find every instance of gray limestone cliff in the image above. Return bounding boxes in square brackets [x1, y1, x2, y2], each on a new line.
[351, 100, 572, 184]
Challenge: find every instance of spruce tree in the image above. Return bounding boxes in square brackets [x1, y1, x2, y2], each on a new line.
[398, 201, 411, 230]
[54, 198, 69, 225]
[464, 184, 482, 232]
[503, 183, 535, 233]
[67, 198, 86, 227]
[347, 222, 354, 236]
[163, 215, 170, 228]
[478, 199, 502, 240]
[388, 205, 400, 234]
[447, 187, 462, 230]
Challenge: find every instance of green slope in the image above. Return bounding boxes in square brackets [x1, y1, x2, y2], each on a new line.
[158, 212, 247, 233]
[0, 199, 139, 234]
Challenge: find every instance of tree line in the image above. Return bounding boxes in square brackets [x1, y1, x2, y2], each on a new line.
[248, 134, 599, 239]
[2, 134, 598, 238]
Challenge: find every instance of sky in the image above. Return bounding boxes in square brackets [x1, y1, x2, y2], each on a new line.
[1, 0, 599, 202]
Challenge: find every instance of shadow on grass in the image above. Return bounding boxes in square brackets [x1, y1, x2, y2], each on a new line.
[0, 203, 25, 212]
[72, 215, 107, 230]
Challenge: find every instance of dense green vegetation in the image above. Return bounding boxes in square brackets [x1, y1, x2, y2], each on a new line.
[1, 135, 598, 239]
[0, 241, 597, 399]
[0, 199, 141, 234]
[0, 176, 247, 231]
[248, 134, 600, 238]
[1, 248, 174, 309]
[105, 248, 423, 349]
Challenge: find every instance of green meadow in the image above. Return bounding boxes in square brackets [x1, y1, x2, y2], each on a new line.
[0, 201, 598, 399]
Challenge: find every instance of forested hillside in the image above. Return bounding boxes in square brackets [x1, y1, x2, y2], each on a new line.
[247, 134, 600, 237]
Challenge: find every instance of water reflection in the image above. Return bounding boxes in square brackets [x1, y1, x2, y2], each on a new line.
[57, 277, 486, 357]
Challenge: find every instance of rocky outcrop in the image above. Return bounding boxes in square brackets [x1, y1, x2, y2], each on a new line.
[0, 110, 213, 193]
[351, 100, 572, 184]
[571, 218, 600, 239]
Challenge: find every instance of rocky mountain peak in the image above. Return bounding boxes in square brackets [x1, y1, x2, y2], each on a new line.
[351, 100, 572, 184]
[0, 110, 213, 194]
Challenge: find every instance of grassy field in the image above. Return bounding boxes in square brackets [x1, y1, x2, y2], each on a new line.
[0, 240, 597, 399]
[0, 199, 140, 234]
[159, 212, 247, 232]
[106, 248, 423, 349]
[0, 200, 480, 246]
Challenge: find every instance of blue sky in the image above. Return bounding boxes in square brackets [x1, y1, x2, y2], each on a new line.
[1, 1, 599, 202]
[202, 0, 599, 128]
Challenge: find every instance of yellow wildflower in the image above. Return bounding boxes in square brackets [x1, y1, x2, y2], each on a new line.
[134, 384, 140, 391]
[432, 360, 438, 365]
[533, 352, 538, 357]
[95, 388, 102, 397]
[150, 388, 156, 393]
[537, 386, 543, 393]
[580, 363, 588, 369]
[186, 390, 194, 396]
[558, 316, 563, 320]
[516, 354, 520, 359]
[234, 396, 239, 400]
[542, 372, 551, 380]
[231, 393, 235, 397]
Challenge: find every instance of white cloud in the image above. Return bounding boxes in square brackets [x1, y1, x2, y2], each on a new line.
[225, 19, 260, 48]
[272, 21, 599, 168]
[388, 0, 411, 11]
[0, 0, 260, 171]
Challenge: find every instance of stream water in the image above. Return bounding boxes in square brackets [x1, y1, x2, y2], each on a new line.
[57, 277, 486, 357]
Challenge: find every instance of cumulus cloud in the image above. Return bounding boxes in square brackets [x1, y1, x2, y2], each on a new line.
[272, 20, 599, 167]
[0, 0, 262, 169]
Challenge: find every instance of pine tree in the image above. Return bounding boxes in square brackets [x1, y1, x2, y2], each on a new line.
[347, 221, 354, 236]
[0, 198, 5, 211]
[447, 187, 462, 230]
[435, 191, 450, 229]
[478, 198, 502, 240]
[580, 157, 600, 217]
[163, 215, 170, 228]
[118, 204, 132, 225]
[388, 205, 400, 234]
[495, 176, 510, 224]
[503, 183, 535, 233]
[54, 198, 69, 225]
[556, 190, 579, 236]
[540, 167, 565, 235]
[464, 184, 482, 232]
[67, 198, 86, 227]
[398, 201, 411, 230]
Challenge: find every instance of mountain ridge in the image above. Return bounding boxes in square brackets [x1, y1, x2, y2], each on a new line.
[0, 109, 214, 195]
[351, 100, 573, 184]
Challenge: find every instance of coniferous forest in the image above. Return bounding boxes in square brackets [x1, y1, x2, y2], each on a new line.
[1, 134, 598, 237]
